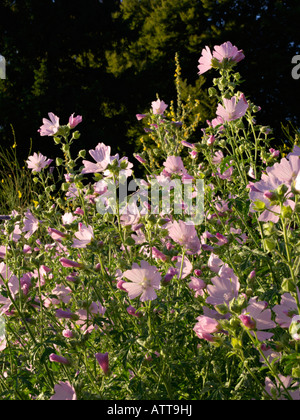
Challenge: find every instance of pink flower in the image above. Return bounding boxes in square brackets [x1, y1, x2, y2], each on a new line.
[287, 145, 300, 159]
[136, 114, 147, 120]
[62, 212, 78, 225]
[134, 154, 147, 165]
[68, 113, 82, 129]
[151, 246, 167, 262]
[249, 155, 299, 223]
[49, 353, 71, 365]
[212, 150, 224, 165]
[175, 255, 193, 279]
[206, 265, 240, 307]
[213, 41, 245, 64]
[95, 352, 109, 375]
[51, 284, 72, 305]
[72, 223, 94, 248]
[59, 258, 83, 269]
[26, 152, 53, 172]
[48, 228, 67, 241]
[81, 142, 111, 174]
[50, 381, 77, 400]
[22, 210, 40, 239]
[62, 329, 74, 338]
[197, 46, 213, 75]
[167, 220, 201, 254]
[273, 290, 300, 328]
[127, 305, 142, 318]
[188, 277, 206, 297]
[197, 42, 244, 75]
[38, 112, 60, 136]
[216, 94, 249, 122]
[122, 260, 161, 302]
[193, 315, 220, 342]
[265, 375, 300, 400]
[207, 254, 224, 273]
[241, 298, 276, 341]
[163, 156, 187, 176]
[55, 309, 78, 320]
[151, 99, 168, 115]
[239, 314, 256, 329]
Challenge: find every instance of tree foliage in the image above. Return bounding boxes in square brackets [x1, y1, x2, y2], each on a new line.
[0, 0, 299, 163]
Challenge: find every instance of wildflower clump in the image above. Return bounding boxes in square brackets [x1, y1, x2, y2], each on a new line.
[0, 41, 299, 401]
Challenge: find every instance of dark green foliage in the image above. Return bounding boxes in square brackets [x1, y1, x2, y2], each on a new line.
[0, 0, 299, 164]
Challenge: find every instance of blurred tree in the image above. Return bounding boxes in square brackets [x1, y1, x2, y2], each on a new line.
[0, 0, 299, 167]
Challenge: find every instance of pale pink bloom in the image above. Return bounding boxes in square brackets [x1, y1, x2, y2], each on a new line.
[163, 156, 187, 176]
[51, 285, 72, 305]
[193, 315, 220, 342]
[22, 210, 40, 239]
[0, 262, 19, 299]
[81, 142, 111, 174]
[216, 163, 233, 180]
[216, 94, 248, 122]
[249, 155, 299, 223]
[207, 253, 224, 273]
[241, 298, 276, 341]
[95, 352, 109, 375]
[76, 301, 106, 331]
[49, 353, 71, 366]
[209, 115, 225, 131]
[229, 227, 247, 244]
[62, 212, 78, 225]
[38, 112, 60, 136]
[151, 99, 168, 115]
[120, 202, 140, 227]
[206, 265, 240, 307]
[213, 41, 245, 63]
[122, 260, 161, 302]
[50, 381, 77, 400]
[72, 223, 94, 248]
[212, 150, 224, 165]
[287, 145, 300, 159]
[197, 46, 213, 75]
[175, 255, 193, 279]
[103, 156, 134, 179]
[188, 277, 206, 297]
[265, 375, 300, 400]
[26, 152, 53, 172]
[273, 290, 300, 328]
[68, 113, 82, 129]
[167, 220, 201, 254]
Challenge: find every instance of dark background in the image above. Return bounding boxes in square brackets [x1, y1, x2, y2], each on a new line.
[0, 0, 299, 164]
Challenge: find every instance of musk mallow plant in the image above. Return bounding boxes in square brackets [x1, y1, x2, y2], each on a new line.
[0, 41, 299, 400]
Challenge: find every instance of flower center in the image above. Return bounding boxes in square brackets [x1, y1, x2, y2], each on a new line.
[141, 277, 151, 290]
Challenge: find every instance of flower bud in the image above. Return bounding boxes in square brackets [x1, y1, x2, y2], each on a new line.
[95, 352, 109, 375]
[239, 314, 256, 330]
